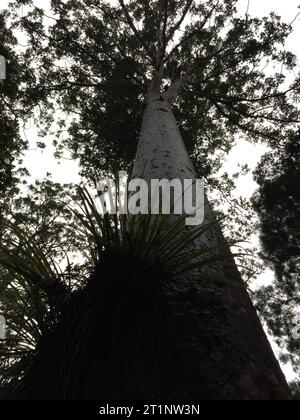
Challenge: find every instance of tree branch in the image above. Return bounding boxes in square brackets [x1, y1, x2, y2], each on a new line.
[211, 99, 281, 142]
[162, 0, 169, 49]
[148, 66, 164, 97]
[219, 99, 300, 124]
[165, 1, 219, 63]
[118, 0, 155, 65]
[166, 0, 194, 43]
[164, 67, 193, 103]
[208, 87, 297, 104]
[155, 0, 169, 68]
[35, 81, 102, 92]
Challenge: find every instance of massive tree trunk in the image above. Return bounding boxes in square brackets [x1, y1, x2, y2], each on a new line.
[131, 85, 292, 400]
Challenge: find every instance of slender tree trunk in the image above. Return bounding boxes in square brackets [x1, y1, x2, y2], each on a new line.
[132, 87, 292, 400]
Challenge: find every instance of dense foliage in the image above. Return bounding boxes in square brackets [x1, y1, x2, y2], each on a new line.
[0, 11, 30, 193]
[7, 0, 300, 177]
[254, 131, 300, 377]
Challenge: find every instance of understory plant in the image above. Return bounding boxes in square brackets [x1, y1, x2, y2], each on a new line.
[0, 186, 243, 399]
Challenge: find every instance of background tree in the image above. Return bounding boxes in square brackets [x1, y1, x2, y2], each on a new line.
[290, 380, 300, 400]
[253, 131, 300, 381]
[0, 10, 29, 194]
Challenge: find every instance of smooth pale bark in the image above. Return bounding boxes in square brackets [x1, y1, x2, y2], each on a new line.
[131, 88, 292, 400]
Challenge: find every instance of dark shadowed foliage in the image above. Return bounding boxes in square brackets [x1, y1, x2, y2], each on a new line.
[1, 187, 236, 400]
[253, 130, 300, 378]
[0, 11, 30, 193]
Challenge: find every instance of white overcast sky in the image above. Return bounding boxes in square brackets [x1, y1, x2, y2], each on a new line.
[1, 0, 300, 380]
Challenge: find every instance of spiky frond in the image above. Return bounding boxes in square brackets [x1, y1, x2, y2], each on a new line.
[0, 185, 244, 399]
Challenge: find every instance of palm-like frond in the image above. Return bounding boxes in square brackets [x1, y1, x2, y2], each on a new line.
[0, 184, 245, 399]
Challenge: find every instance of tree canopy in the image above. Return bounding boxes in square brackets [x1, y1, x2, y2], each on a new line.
[7, 0, 300, 179]
[4, 0, 299, 258]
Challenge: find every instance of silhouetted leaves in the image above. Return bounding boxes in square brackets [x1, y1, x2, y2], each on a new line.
[254, 130, 300, 377]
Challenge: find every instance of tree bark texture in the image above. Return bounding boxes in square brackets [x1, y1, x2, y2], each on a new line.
[131, 89, 292, 400]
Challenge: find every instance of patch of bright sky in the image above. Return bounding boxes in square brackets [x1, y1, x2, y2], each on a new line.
[1, 0, 300, 381]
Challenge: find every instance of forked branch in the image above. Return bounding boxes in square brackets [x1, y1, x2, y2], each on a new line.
[118, 0, 156, 65]
[165, 1, 220, 63]
[166, 0, 194, 43]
